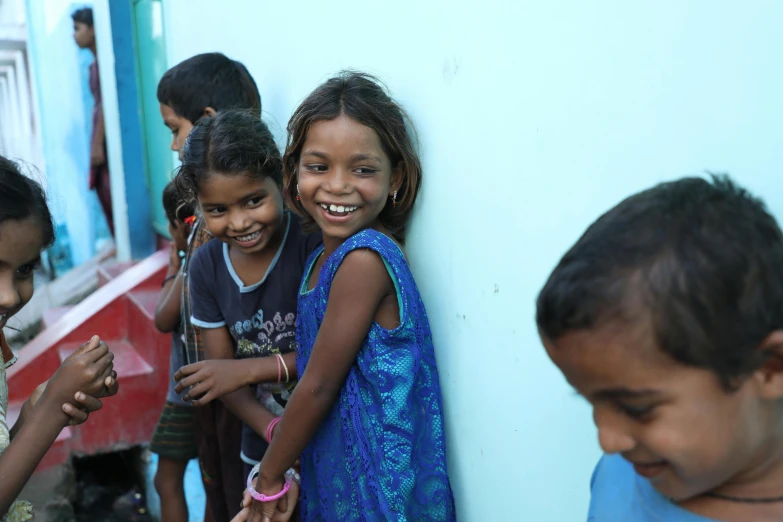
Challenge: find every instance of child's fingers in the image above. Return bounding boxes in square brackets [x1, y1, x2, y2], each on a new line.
[94, 358, 115, 387]
[63, 403, 88, 425]
[189, 390, 216, 407]
[229, 507, 250, 522]
[174, 362, 201, 383]
[182, 380, 210, 402]
[241, 489, 252, 508]
[74, 335, 101, 356]
[74, 392, 103, 412]
[83, 342, 110, 363]
[174, 372, 201, 394]
[104, 371, 119, 395]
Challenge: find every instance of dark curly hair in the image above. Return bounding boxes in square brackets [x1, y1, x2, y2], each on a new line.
[0, 155, 55, 248]
[282, 71, 421, 244]
[536, 174, 783, 390]
[175, 109, 282, 201]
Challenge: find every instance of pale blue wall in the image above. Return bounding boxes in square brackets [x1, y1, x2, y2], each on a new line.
[25, 0, 110, 271]
[162, 1, 783, 519]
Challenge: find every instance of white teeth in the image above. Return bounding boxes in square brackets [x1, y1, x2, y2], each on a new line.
[322, 204, 358, 213]
[237, 231, 261, 242]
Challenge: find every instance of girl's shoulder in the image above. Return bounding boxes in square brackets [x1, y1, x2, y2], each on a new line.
[319, 228, 415, 299]
[315, 229, 408, 287]
[332, 229, 405, 266]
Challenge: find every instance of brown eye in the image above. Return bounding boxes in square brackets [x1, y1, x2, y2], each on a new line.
[618, 403, 655, 420]
[16, 262, 39, 279]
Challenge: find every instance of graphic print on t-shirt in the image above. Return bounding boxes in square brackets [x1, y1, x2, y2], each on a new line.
[187, 212, 323, 462]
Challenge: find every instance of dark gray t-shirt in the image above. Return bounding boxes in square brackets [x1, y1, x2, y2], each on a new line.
[188, 212, 321, 464]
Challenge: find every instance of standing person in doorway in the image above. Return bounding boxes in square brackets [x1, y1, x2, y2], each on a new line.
[72, 7, 113, 236]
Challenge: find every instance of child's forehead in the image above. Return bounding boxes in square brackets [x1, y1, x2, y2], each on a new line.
[304, 116, 385, 153]
[545, 319, 684, 391]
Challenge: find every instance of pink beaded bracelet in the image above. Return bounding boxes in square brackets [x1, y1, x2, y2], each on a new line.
[265, 417, 281, 444]
[246, 464, 294, 502]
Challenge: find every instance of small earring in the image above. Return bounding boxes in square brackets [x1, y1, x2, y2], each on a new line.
[392, 190, 398, 207]
[296, 184, 300, 201]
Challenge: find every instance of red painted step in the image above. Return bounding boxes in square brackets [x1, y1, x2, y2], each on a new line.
[7, 250, 171, 472]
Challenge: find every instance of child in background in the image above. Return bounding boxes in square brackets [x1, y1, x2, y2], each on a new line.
[157, 51, 262, 522]
[240, 71, 455, 522]
[71, 7, 113, 235]
[537, 176, 783, 521]
[0, 155, 118, 520]
[150, 181, 196, 522]
[172, 110, 320, 503]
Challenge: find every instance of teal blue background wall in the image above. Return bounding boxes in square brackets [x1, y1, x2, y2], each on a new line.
[161, 1, 783, 519]
[25, 0, 111, 271]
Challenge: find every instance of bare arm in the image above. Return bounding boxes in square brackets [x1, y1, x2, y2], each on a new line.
[0, 393, 69, 513]
[90, 104, 106, 167]
[201, 328, 278, 440]
[174, 351, 297, 405]
[154, 247, 183, 333]
[0, 337, 115, 514]
[257, 250, 393, 487]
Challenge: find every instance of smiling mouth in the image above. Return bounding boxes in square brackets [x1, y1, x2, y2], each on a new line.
[630, 460, 668, 479]
[233, 230, 261, 243]
[319, 203, 359, 216]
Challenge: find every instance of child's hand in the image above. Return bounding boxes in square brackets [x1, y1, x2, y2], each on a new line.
[174, 360, 249, 406]
[43, 336, 115, 408]
[30, 373, 118, 425]
[232, 479, 299, 522]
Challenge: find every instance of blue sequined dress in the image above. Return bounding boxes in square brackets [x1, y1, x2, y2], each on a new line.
[296, 229, 456, 521]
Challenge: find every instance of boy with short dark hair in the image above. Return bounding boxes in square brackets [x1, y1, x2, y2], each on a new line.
[155, 52, 261, 522]
[537, 175, 783, 521]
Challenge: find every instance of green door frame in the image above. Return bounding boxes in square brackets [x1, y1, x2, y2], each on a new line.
[132, 0, 173, 238]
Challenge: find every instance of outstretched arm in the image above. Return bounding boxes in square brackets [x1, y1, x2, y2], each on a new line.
[252, 250, 394, 514]
[200, 327, 278, 438]
[174, 351, 297, 405]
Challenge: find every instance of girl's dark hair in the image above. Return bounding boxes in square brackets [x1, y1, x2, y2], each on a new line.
[283, 71, 422, 244]
[71, 7, 93, 27]
[162, 180, 195, 225]
[0, 156, 55, 248]
[176, 110, 282, 201]
[536, 175, 783, 390]
[157, 53, 261, 124]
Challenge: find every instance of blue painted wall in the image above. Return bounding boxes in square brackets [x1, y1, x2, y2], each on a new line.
[24, 0, 111, 271]
[163, 1, 783, 520]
